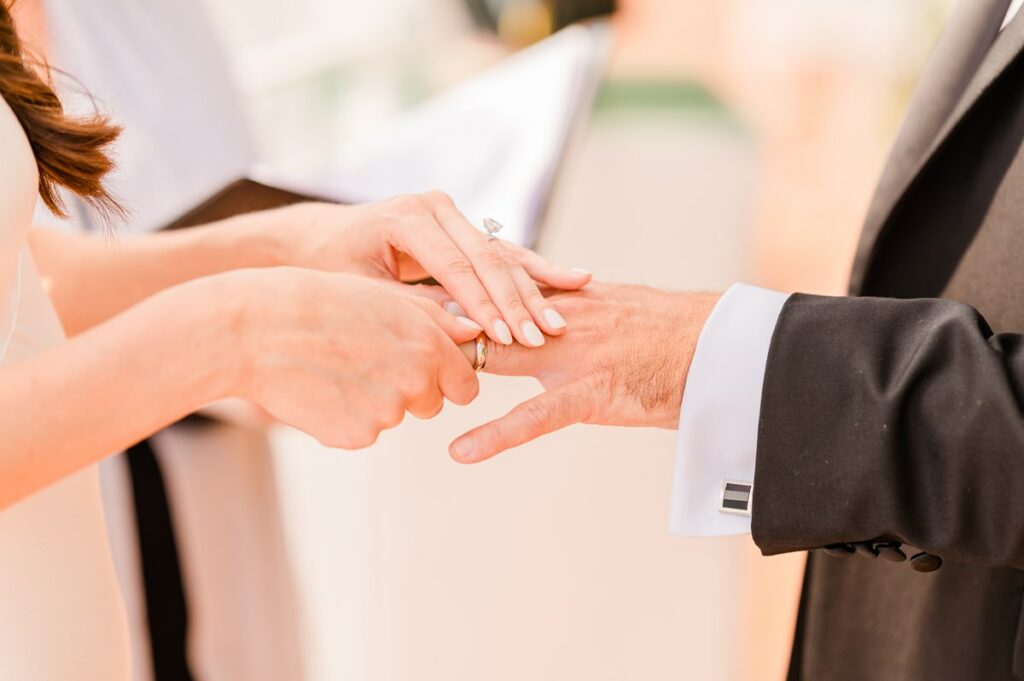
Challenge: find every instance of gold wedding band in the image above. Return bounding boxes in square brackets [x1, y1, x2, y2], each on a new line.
[472, 333, 488, 372]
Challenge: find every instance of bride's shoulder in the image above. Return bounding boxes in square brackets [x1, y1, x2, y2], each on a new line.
[0, 95, 39, 223]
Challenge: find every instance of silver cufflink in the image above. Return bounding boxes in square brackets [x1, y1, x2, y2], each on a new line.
[720, 480, 753, 516]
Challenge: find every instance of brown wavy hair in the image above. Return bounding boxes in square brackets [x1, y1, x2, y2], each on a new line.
[0, 0, 122, 219]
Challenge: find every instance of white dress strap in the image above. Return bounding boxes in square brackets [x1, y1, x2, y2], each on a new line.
[0, 248, 22, 363]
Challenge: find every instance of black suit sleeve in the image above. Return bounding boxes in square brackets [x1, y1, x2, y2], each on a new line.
[751, 293, 1024, 568]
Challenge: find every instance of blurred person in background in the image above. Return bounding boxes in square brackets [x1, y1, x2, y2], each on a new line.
[464, 0, 615, 45]
[0, 3, 590, 680]
[453, 0, 1024, 679]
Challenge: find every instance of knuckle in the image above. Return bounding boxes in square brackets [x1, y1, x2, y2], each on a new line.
[319, 428, 363, 450]
[501, 291, 528, 313]
[439, 252, 477, 277]
[520, 284, 546, 306]
[388, 217, 414, 240]
[424, 189, 454, 207]
[418, 399, 444, 419]
[477, 247, 508, 271]
[413, 336, 440, 358]
[350, 427, 380, 449]
[474, 294, 497, 312]
[401, 373, 433, 399]
[448, 374, 479, 405]
[383, 407, 405, 430]
[391, 194, 423, 214]
[518, 401, 550, 431]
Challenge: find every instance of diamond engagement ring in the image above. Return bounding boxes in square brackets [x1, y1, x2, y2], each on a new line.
[483, 218, 504, 241]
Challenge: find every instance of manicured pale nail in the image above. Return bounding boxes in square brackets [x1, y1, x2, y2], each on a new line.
[493, 320, 513, 345]
[457, 317, 483, 332]
[452, 438, 475, 460]
[543, 308, 566, 329]
[445, 301, 468, 317]
[571, 267, 591, 276]
[521, 321, 545, 347]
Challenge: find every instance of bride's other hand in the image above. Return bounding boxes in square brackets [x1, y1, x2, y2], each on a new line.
[219, 268, 481, 449]
[260, 194, 591, 348]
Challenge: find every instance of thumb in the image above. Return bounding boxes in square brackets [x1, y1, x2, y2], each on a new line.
[449, 382, 591, 463]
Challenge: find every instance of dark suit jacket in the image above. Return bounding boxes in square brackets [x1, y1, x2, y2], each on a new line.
[751, 0, 1024, 678]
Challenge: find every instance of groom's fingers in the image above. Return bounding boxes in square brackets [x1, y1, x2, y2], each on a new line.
[449, 382, 590, 463]
[480, 339, 541, 376]
[454, 337, 544, 376]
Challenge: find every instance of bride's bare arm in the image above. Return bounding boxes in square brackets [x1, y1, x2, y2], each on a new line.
[0, 267, 482, 509]
[28, 221, 283, 336]
[0, 15, 486, 510]
[0, 275, 232, 507]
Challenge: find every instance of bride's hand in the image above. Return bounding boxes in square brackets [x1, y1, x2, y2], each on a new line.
[258, 194, 591, 347]
[217, 267, 482, 449]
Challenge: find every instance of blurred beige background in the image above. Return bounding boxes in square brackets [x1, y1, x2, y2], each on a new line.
[195, 1, 953, 679]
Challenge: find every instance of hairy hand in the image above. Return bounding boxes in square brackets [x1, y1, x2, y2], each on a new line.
[450, 283, 720, 462]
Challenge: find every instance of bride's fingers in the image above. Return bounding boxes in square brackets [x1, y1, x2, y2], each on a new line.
[408, 295, 482, 344]
[429, 198, 549, 347]
[431, 326, 480, 406]
[504, 242, 592, 291]
[449, 382, 591, 462]
[387, 213, 510, 346]
[509, 265, 568, 336]
[458, 340, 477, 366]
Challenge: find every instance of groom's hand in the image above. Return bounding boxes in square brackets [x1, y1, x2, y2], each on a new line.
[449, 282, 719, 462]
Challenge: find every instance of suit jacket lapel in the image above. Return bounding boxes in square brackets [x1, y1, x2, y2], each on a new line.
[850, 0, 1014, 293]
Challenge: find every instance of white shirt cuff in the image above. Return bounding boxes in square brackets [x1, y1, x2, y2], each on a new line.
[668, 283, 789, 537]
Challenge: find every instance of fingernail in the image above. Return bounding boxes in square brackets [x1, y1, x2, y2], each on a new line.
[521, 321, 545, 347]
[445, 301, 468, 317]
[457, 316, 483, 332]
[452, 438, 475, 460]
[542, 308, 566, 329]
[571, 267, 591, 276]
[493, 320, 513, 345]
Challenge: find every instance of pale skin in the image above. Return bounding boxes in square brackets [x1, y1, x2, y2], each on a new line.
[0, 98, 590, 509]
[450, 283, 720, 462]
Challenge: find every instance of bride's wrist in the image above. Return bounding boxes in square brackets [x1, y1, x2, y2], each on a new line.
[158, 272, 254, 405]
[201, 208, 294, 272]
